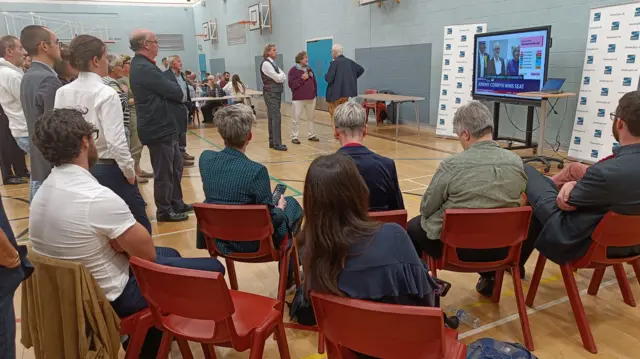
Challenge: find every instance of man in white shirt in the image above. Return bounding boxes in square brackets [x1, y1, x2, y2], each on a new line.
[261, 43, 287, 151]
[29, 108, 224, 359]
[0, 36, 29, 154]
[53, 35, 151, 234]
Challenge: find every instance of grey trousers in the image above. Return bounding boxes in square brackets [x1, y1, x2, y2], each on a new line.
[264, 91, 283, 146]
[147, 134, 186, 217]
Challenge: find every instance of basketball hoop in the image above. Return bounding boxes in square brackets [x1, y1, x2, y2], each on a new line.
[238, 20, 257, 26]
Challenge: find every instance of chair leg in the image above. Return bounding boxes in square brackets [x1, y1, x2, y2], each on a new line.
[275, 323, 292, 359]
[632, 259, 640, 286]
[512, 266, 534, 351]
[123, 313, 152, 359]
[424, 255, 437, 278]
[157, 332, 173, 359]
[277, 253, 291, 306]
[318, 333, 325, 354]
[560, 263, 597, 353]
[201, 344, 218, 359]
[588, 268, 606, 296]
[614, 264, 636, 307]
[249, 332, 267, 359]
[177, 339, 195, 359]
[225, 258, 239, 290]
[525, 255, 547, 307]
[292, 245, 301, 287]
[491, 270, 505, 303]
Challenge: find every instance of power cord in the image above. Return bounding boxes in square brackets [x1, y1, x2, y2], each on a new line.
[504, 104, 539, 133]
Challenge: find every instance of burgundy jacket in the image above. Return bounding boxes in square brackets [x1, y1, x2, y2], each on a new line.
[288, 66, 317, 101]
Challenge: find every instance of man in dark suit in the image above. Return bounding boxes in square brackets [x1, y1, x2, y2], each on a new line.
[19, 25, 62, 200]
[486, 42, 505, 76]
[325, 44, 364, 129]
[334, 101, 404, 212]
[163, 55, 194, 167]
[129, 29, 191, 222]
[525, 90, 640, 266]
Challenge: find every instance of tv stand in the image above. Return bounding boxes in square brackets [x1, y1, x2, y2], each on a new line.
[492, 102, 536, 151]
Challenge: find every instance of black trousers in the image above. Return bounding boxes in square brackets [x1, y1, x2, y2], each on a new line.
[91, 162, 152, 234]
[0, 111, 27, 183]
[147, 135, 186, 217]
[406, 215, 538, 278]
[201, 102, 223, 123]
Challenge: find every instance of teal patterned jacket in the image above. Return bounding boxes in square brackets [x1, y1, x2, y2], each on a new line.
[197, 147, 299, 254]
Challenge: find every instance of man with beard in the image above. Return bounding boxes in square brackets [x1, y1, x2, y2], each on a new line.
[522, 90, 640, 268]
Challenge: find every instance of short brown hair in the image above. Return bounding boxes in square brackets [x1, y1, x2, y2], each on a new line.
[69, 35, 106, 71]
[34, 108, 95, 166]
[295, 51, 307, 64]
[263, 43, 275, 58]
[616, 90, 640, 137]
[20, 25, 50, 56]
[0, 36, 18, 58]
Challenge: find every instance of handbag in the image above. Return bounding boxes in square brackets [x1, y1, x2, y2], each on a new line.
[467, 338, 537, 359]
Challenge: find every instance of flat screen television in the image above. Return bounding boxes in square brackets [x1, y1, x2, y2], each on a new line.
[472, 26, 551, 104]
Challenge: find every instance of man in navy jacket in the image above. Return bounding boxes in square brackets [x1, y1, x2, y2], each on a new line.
[334, 101, 404, 212]
[325, 44, 364, 129]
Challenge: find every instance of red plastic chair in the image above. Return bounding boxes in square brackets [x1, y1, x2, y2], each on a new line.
[129, 256, 291, 359]
[369, 209, 408, 229]
[525, 212, 640, 353]
[193, 203, 301, 308]
[119, 309, 154, 359]
[311, 292, 466, 359]
[362, 88, 385, 124]
[426, 207, 534, 351]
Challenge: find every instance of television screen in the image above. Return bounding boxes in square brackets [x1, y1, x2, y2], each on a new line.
[472, 26, 551, 103]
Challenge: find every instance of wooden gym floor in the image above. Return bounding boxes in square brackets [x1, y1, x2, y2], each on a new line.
[3, 103, 640, 359]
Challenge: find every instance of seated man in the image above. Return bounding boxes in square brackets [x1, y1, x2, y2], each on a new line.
[406, 101, 528, 295]
[550, 152, 615, 189]
[197, 104, 303, 256]
[526, 90, 640, 265]
[334, 101, 404, 211]
[28, 108, 224, 359]
[200, 75, 225, 123]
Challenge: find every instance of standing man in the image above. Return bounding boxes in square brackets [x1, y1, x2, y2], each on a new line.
[325, 44, 364, 129]
[219, 71, 230, 88]
[163, 55, 194, 166]
[477, 41, 489, 78]
[288, 51, 319, 145]
[20, 25, 63, 200]
[261, 44, 287, 151]
[129, 29, 191, 222]
[160, 57, 168, 71]
[0, 106, 28, 185]
[0, 36, 29, 154]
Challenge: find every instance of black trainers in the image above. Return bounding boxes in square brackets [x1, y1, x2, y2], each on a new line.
[308, 136, 320, 142]
[292, 138, 301, 145]
[476, 276, 495, 298]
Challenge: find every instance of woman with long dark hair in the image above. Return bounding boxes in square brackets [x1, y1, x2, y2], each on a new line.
[300, 153, 437, 305]
[223, 74, 246, 104]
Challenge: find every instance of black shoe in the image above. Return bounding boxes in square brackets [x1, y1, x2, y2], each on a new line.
[5, 177, 27, 185]
[269, 144, 274, 149]
[183, 152, 195, 161]
[476, 276, 495, 298]
[308, 137, 320, 142]
[183, 160, 194, 167]
[292, 139, 301, 145]
[23, 171, 31, 178]
[273, 144, 287, 151]
[177, 203, 193, 213]
[157, 212, 189, 222]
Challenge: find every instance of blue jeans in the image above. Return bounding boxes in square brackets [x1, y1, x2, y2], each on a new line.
[29, 180, 42, 202]
[110, 247, 224, 359]
[14, 137, 29, 155]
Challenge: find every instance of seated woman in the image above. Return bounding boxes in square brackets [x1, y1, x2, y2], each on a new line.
[299, 153, 438, 307]
[201, 75, 225, 123]
[223, 74, 247, 104]
[197, 104, 302, 255]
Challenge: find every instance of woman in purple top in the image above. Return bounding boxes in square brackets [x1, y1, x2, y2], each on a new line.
[506, 45, 520, 76]
[288, 51, 319, 144]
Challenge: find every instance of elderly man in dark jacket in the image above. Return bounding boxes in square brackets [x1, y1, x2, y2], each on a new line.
[129, 29, 191, 222]
[325, 44, 364, 129]
[163, 55, 194, 167]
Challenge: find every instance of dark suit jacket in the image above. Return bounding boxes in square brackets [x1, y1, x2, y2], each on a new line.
[20, 62, 63, 182]
[129, 55, 183, 145]
[536, 144, 640, 264]
[486, 57, 505, 76]
[325, 55, 364, 102]
[162, 69, 191, 135]
[337, 144, 404, 212]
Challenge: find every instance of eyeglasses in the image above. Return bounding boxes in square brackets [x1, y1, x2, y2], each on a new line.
[91, 129, 100, 141]
[45, 38, 62, 47]
[610, 112, 619, 122]
[145, 40, 159, 45]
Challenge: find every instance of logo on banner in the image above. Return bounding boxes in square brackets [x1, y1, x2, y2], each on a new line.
[446, 44, 452, 50]
[612, 21, 620, 30]
[597, 109, 606, 117]
[580, 97, 587, 105]
[476, 26, 483, 33]
[605, 66, 613, 74]
[594, 12, 601, 21]
[444, 59, 450, 66]
[457, 82, 463, 89]
[455, 97, 462, 104]
[635, 7, 640, 16]
[623, 77, 632, 86]
[439, 118, 445, 125]
[608, 44, 616, 53]
[628, 54, 636, 63]
[458, 66, 464, 73]
[601, 88, 609, 96]
[443, 74, 449, 81]
[590, 34, 598, 43]
[591, 149, 599, 158]
[441, 104, 446, 110]
[577, 117, 584, 125]
[442, 89, 447, 96]
[587, 56, 594, 64]
[447, 28, 453, 35]
[584, 76, 591, 85]
[461, 35, 467, 42]
[574, 136, 582, 145]
[459, 51, 465, 58]
[594, 129, 603, 138]
[632, 31, 640, 40]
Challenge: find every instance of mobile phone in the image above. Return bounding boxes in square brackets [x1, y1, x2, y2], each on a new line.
[434, 278, 452, 297]
[272, 184, 287, 205]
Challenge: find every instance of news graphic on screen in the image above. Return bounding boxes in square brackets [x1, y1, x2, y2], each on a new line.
[473, 26, 551, 103]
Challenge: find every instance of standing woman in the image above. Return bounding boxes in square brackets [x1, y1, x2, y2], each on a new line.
[288, 51, 319, 145]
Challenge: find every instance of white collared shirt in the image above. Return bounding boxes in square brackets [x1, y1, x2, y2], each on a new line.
[54, 72, 135, 179]
[494, 57, 503, 75]
[29, 164, 136, 301]
[261, 57, 287, 83]
[0, 58, 28, 137]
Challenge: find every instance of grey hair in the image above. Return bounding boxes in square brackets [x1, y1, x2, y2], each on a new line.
[214, 104, 255, 148]
[129, 32, 147, 52]
[332, 44, 344, 56]
[452, 101, 494, 138]
[168, 55, 180, 65]
[334, 100, 366, 136]
[493, 42, 501, 50]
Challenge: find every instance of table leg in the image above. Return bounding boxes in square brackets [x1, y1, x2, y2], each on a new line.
[414, 101, 420, 135]
[537, 100, 548, 155]
[395, 101, 400, 140]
